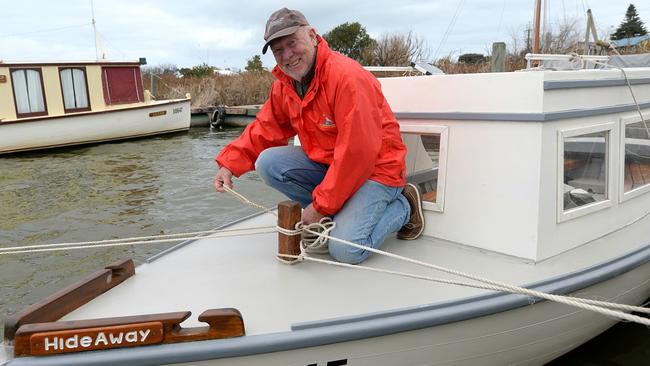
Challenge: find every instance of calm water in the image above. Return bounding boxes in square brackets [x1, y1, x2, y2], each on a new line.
[0, 128, 647, 364]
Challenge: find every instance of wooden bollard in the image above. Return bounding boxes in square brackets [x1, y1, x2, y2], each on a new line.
[277, 201, 302, 262]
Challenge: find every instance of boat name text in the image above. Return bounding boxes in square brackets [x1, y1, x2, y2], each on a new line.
[29, 322, 163, 355]
[149, 110, 167, 117]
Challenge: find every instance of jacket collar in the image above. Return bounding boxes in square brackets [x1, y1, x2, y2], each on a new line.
[272, 35, 331, 88]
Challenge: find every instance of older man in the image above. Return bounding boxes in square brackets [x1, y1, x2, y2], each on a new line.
[214, 8, 423, 264]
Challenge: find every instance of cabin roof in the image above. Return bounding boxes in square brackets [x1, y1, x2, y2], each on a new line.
[0, 60, 142, 67]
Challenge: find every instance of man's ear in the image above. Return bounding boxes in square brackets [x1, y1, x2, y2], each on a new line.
[308, 28, 318, 43]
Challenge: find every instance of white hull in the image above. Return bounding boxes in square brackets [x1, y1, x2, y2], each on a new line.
[170, 263, 648, 366]
[0, 99, 190, 154]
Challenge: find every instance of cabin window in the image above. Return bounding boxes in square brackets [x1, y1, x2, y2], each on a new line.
[10, 68, 48, 118]
[401, 124, 448, 212]
[621, 115, 650, 201]
[558, 123, 615, 222]
[101, 66, 144, 105]
[59, 67, 90, 112]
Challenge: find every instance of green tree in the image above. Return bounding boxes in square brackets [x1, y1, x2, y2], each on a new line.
[179, 63, 214, 78]
[611, 4, 648, 40]
[245, 55, 265, 72]
[323, 22, 375, 64]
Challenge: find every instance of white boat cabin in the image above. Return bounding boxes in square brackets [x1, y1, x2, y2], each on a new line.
[383, 67, 650, 261]
[0, 60, 190, 154]
[0, 60, 154, 122]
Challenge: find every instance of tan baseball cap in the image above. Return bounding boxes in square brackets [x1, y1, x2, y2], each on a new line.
[262, 8, 310, 54]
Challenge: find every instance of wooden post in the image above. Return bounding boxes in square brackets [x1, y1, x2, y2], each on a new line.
[491, 42, 506, 72]
[277, 201, 302, 262]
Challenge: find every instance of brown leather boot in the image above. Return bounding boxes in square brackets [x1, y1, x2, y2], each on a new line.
[397, 183, 424, 240]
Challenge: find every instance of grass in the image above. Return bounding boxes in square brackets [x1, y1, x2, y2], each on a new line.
[143, 72, 275, 108]
[143, 48, 646, 108]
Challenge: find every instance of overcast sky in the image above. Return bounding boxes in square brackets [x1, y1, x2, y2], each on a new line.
[1, 1, 648, 70]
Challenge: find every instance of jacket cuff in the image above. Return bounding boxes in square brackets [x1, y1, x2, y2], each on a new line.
[311, 195, 337, 216]
[215, 155, 244, 178]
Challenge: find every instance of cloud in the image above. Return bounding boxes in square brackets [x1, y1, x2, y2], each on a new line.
[1, 0, 648, 68]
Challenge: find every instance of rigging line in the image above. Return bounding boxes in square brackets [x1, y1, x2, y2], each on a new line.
[0, 23, 91, 38]
[433, 0, 466, 61]
[495, 0, 508, 41]
[278, 253, 650, 316]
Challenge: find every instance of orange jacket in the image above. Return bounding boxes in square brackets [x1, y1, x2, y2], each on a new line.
[216, 37, 407, 215]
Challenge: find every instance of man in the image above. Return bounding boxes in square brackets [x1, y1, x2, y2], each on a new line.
[214, 8, 424, 264]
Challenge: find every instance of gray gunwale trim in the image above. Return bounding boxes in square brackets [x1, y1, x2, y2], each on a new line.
[544, 77, 650, 90]
[146, 210, 270, 263]
[395, 101, 650, 122]
[7, 244, 649, 366]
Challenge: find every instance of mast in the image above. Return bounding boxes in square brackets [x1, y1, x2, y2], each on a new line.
[91, 0, 100, 59]
[533, 0, 542, 53]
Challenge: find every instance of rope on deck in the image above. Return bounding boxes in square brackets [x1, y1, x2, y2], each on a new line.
[226, 187, 650, 325]
[2, 181, 650, 325]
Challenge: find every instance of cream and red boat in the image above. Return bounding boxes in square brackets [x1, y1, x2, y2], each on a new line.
[0, 60, 190, 154]
[1, 54, 650, 365]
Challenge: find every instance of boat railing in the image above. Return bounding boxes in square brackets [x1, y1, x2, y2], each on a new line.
[364, 61, 444, 75]
[524, 53, 610, 70]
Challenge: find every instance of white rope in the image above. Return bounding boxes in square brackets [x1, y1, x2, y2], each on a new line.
[298, 227, 650, 323]
[223, 186, 278, 216]
[0, 226, 276, 255]
[298, 217, 336, 254]
[277, 253, 650, 316]
[225, 186, 650, 320]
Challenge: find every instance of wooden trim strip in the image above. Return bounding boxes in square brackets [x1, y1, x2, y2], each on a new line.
[0, 98, 190, 125]
[4, 259, 135, 342]
[13, 308, 244, 356]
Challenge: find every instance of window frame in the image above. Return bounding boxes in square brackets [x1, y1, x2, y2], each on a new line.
[400, 123, 449, 213]
[619, 113, 650, 202]
[557, 122, 617, 223]
[10, 67, 48, 119]
[58, 66, 92, 113]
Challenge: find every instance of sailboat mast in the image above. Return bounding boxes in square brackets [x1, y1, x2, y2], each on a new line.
[533, 0, 542, 53]
[91, 0, 99, 60]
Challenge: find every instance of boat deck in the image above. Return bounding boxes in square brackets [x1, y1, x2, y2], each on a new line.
[59, 210, 650, 336]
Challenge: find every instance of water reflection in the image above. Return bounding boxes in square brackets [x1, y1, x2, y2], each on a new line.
[0, 128, 284, 340]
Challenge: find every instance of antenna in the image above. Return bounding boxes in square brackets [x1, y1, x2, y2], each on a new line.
[90, 0, 105, 59]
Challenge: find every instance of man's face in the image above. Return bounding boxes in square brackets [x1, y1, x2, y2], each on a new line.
[270, 27, 317, 81]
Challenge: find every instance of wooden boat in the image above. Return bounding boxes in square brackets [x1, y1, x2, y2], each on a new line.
[1, 54, 650, 365]
[0, 60, 191, 154]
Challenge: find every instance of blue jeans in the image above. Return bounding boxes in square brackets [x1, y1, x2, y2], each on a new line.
[256, 146, 410, 264]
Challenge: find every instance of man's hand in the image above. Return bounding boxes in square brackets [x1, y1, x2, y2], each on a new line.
[214, 167, 233, 192]
[302, 204, 326, 225]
